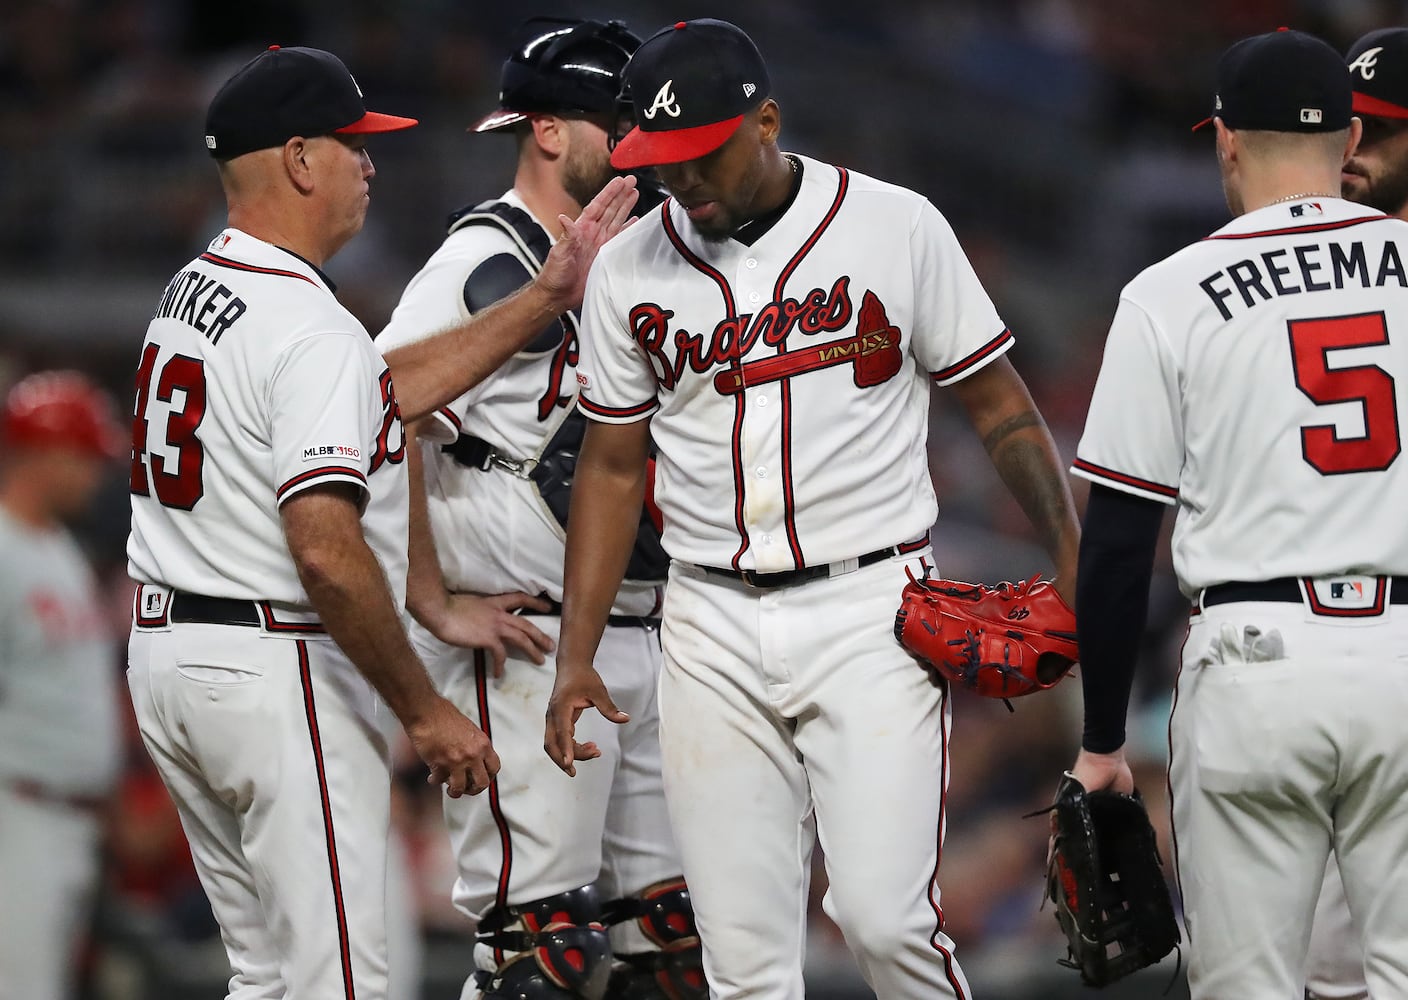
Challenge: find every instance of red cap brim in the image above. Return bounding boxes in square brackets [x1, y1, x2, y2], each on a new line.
[609, 115, 743, 170]
[335, 110, 419, 135]
[1191, 116, 1214, 132]
[1352, 92, 1408, 120]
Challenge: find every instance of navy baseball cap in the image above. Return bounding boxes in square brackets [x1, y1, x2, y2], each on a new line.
[609, 19, 769, 170]
[472, 18, 642, 133]
[205, 45, 418, 160]
[1347, 28, 1408, 120]
[1193, 28, 1351, 133]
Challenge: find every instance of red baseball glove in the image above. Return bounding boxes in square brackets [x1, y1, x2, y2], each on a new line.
[893, 569, 1078, 701]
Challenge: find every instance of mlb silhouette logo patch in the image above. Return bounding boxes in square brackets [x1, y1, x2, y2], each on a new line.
[1330, 580, 1363, 600]
[1300, 108, 1323, 124]
[1308, 575, 1381, 615]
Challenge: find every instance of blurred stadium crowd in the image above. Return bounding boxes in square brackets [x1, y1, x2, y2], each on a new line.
[3, 0, 1405, 997]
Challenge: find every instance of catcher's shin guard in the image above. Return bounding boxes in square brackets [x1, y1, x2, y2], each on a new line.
[474, 886, 613, 1000]
[603, 878, 707, 1000]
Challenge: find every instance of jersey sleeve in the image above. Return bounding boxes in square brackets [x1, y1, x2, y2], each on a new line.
[908, 198, 1014, 385]
[1071, 296, 1183, 504]
[574, 256, 660, 423]
[268, 331, 377, 506]
[376, 231, 507, 445]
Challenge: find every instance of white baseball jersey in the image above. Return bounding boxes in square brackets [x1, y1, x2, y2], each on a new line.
[0, 508, 118, 791]
[1073, 198, 1408, 594]
[378, 189, 682, 973]
[577, 154, 1012, 572]
[125, 227, 413, 1000]
[377, 190, 658, 615]
[128, 227, 409, 608]
[1077, 196, 1408, 998]
[0, 508, 118, 1000]
[577, 155, 1007, 999]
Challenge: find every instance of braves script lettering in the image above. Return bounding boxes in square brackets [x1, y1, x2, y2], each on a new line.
[630, 276, 854, 389]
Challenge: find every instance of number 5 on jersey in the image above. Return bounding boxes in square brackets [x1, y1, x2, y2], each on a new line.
[1288, 311, 1401, 475]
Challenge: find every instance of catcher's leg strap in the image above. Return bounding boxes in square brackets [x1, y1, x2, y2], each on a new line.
[475, 886, 612, 1000]
[602, 878, 706, 1000]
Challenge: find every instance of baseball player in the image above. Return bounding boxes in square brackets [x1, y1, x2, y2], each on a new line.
[376, 19, 701, 999]
[1297, 27, 1408, 1000]
[544, 19, 1081, 1000]
[126, 46, 510, 1000]
[1068, 28, 1408, 999]
[0, 372, 123, 1000]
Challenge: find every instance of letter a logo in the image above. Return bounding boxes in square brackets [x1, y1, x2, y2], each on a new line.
[1348, 46, 1383, 80]
[643, 79, 682, 120]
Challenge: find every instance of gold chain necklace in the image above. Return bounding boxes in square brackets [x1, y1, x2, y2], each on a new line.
[1265, 191, 1335, 206]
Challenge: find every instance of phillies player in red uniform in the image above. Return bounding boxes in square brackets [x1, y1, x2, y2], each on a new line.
[1, 372, 124, 1000]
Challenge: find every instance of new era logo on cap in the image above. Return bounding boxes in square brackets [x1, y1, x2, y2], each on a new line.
[610, 19, 770, 169]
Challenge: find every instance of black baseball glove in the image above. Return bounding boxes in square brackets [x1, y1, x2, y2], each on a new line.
[1042, 772, 1181, 987]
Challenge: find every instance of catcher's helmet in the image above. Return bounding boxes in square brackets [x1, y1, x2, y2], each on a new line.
[2, 371, 124, 459]
[472, 17, 641, 132]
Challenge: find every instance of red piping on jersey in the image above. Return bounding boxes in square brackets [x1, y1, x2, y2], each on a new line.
[297, 640, 357, 1000]
[930, 329, 1013, 383]
[661, 205, 752, 569]
[436, 406, 462, 433]
[1071, 458, 1178, 499]
[276, 466, 367, 502]
[927, 679, 968, 999]
[199, 252, 321, 286]
[475, 650, 513, 965]
[577, 395, 658, 419]
[1203, 214, 1391, 241]
[772, 166, 851, 566]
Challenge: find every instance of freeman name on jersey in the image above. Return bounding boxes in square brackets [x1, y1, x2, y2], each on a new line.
[1200, 238, 1408, 320]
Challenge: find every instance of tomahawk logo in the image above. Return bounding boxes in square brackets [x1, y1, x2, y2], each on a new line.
[1349, 46, 1383, 80]
[642, 80, 682, 120]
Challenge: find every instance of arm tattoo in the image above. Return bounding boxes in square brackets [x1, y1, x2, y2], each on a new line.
[981, 411, 1041, 455]
[984, 412, 1078, 559]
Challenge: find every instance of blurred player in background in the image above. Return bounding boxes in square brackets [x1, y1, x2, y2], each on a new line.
[0, 371, 124, 1000]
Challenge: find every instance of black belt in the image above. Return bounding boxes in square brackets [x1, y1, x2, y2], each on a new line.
[521, 598, 660, 630]
[1203, 576, 1408, 607]
[169, 592, 263, 626]
[696, 545, 900, 589]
